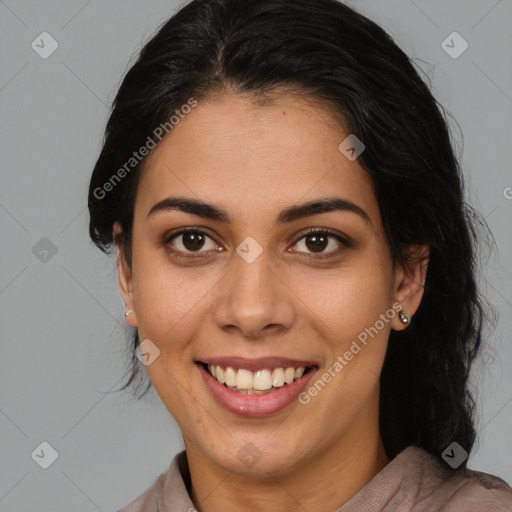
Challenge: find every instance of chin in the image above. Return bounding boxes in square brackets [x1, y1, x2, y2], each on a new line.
[204, 434, 313, 476]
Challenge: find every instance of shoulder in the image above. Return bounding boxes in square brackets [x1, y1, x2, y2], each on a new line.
[408, 446, 512, 511]
[115, 476, 161, 512]
[115, 450, 192, 512]
[440, 467, 512, 511]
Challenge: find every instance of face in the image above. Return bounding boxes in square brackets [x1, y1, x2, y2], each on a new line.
[116, 93, 427, 477]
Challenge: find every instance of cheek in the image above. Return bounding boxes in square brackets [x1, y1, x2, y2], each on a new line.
[297, 253, 393, 400]
[296, 256, 393, 346]
[130, 246, 196, 354]
[130, 251, 207, 421]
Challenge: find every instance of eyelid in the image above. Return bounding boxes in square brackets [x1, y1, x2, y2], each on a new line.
[293, 227, 351, 244]
[164, 226, 218, 242]
[289, 227, 351, 257]
[163, 227, 221, 258]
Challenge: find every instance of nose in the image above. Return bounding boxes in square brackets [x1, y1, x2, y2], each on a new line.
[211, 247, 296, 340]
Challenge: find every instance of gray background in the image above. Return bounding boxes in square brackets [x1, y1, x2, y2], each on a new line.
[1, 0, 511, 510]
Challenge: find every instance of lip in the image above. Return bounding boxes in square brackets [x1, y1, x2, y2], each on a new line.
[196, 361, 318, 417]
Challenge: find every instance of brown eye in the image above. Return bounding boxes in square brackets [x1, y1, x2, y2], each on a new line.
[303, 233, 329, 253]
[291, 229, 349, 258]
[165, 229, 219, 257]
[179, 232, 207, 251]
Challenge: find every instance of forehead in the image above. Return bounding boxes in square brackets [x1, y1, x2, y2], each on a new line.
[135, 93, 380, 229]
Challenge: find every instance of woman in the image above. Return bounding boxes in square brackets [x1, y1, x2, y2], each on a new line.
[88, 0, 512, 510]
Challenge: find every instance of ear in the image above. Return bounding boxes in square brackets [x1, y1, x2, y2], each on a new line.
[391, 244, 429, 331]
[113, 222, 138, 327]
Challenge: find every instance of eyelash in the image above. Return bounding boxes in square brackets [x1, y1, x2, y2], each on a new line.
[162, 227, 350, 260]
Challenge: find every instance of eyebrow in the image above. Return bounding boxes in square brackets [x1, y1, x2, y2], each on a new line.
[147, 196, 371, 225]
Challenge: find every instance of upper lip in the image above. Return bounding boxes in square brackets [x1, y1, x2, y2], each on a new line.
[197, 356, 318, 371]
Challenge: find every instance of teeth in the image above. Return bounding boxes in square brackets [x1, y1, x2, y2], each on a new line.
[207, 364, 308, 393]
[284, 367, 295, 384]
[225, 367, 237, 387]
[216, 367, 225, 384]
[236, 369, 253, 390]
[272, 368, 285, 387]
[253, 370, 272, 390]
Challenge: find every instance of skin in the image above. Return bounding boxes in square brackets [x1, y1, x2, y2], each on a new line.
[115, 92, 429, 512]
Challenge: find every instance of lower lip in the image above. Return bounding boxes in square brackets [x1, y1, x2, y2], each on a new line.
[197, 363, 317, 417]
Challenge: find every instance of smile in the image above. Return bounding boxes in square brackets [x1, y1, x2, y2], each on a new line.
[205, 363, 310, 394]
[196, 357, 318, 416]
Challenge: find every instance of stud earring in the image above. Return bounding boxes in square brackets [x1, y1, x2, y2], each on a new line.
[398, 310, 410, 326]
[124, 309, 133, 318]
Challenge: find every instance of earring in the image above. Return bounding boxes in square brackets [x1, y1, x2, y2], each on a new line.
[124, 309, 133, 318]
[399, 310, 410, 326]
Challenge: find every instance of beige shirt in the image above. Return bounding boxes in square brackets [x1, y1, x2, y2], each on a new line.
[117, 446, 512, 511]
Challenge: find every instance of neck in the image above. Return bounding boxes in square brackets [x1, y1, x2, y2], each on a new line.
[185, 395, 389, 512]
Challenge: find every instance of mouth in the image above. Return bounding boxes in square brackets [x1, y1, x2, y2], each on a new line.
[195, 357, 318, 416]
[200, 362, 314, 395]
